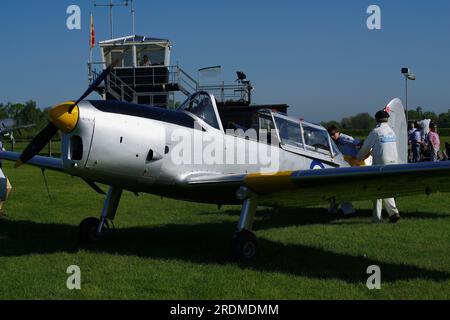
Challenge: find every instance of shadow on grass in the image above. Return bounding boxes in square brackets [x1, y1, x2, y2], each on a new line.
[206, 207, 450, 230]
[1, 212, 449, 284]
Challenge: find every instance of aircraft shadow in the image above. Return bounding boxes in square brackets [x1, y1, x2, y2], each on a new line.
[206, 207, 450, 230]
[1, 218, 449, 284]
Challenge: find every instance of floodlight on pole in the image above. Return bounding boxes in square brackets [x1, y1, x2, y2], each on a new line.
[401, 67, 416, 122]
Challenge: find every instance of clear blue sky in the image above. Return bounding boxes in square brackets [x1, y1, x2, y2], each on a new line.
[1, 0, 449, 122]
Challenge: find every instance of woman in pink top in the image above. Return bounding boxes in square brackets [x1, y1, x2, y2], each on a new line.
[427, 122, 440, 162]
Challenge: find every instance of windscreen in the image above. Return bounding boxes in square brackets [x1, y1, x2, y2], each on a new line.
[178, 93, 220, 130]
[302, 124, 332, 155]
[273, 116, 302, 147]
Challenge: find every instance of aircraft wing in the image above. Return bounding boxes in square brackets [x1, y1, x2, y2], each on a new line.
[0, 124, 35, 135]
[0, 151, 63, 172]
[186, 162, 450, 207]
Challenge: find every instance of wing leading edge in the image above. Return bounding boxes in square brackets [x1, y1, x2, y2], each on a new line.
[185, 162, 450, 207]
[0, 151, 63, 172]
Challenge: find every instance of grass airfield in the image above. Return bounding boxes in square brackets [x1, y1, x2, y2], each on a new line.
[0, 160, 450, 300]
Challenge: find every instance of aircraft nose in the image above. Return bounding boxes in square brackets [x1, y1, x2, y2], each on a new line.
[49, 102, 79, 133]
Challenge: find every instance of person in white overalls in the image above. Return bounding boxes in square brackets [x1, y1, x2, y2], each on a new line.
[356, 110, 401, 223]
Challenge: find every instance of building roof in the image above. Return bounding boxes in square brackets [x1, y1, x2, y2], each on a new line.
[99, 35, 170, 46]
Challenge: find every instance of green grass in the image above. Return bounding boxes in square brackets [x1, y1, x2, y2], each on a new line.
[10, 140, 61, 157]
[1, 142, 450, 300]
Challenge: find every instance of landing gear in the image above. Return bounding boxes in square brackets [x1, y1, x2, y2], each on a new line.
[78, 186, 123, 244]
[232, 187, 258, 262]
[232, 230, 257, 261]
[79, 217, 109, 243]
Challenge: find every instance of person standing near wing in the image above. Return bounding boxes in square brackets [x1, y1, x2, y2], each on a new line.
[355, 110, 401, 223]
[409, 121, 422, 163]
[418, 118, 431, 142]
[0, 139, 12, 220]
[426, 122, 441, 162]
[327, 125, 359, 216]
[328, 125, 364, 166]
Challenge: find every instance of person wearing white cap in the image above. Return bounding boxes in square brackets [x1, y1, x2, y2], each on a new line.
[355, 110, 401, 223]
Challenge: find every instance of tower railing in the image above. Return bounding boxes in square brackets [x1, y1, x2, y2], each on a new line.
[88, 63, 199, 100]
[88, 63, 252, 106]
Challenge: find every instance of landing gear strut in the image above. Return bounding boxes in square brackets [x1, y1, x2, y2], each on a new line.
[232, 187, 258, 261]
[78, 186, 123, 244]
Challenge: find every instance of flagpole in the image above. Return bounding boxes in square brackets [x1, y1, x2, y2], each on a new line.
[90, 15, 93, 65]
[89, 13, 95, 84]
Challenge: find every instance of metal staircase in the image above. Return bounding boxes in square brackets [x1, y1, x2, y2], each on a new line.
[107, 70, 137, 103]
[90, 65, 199, 108]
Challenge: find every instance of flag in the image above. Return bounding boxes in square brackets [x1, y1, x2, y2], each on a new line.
[90, 13, 95, 49]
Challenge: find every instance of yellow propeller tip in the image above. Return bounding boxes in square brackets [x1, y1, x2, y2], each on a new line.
[14, 160, 23, 168]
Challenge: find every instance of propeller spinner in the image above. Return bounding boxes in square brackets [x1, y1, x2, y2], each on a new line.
[15, 64, 115, 168]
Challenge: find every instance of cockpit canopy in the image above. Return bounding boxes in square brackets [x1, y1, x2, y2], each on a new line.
[178, 92, 340, 159]
[178, 92, 222, 131]
[258, 110, 341, 158]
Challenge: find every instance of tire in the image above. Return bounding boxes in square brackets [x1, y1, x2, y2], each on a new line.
[78, 217, 105, 244]
[231, 230, 257, 262]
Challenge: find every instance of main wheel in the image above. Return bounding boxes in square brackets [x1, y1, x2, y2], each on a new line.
[231, 230, 257, 262]
[79, 217, 108, 244]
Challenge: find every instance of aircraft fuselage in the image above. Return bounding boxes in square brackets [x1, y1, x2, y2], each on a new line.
[61, 100, 347, 205]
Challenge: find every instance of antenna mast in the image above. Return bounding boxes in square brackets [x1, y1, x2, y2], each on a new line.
[94, 0, 136, 38]
[131, 0, 136, 35]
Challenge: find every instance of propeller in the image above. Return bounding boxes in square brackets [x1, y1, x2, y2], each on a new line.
[16, 62, 116, 168]
[68, 61, 117, 114]
[15, 123, 59, 167]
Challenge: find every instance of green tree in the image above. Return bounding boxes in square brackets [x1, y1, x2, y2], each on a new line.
[320, 120, 340, 130]
[416, 106, 423, 118]
[342, 113, 376, 130]
[422, 111, 438, 122]
[408, 106, 424, 121]
[438, 110, 450, 128]
[20, 100, 41, 125]
[5, 103, 25, 121]
[0, 103, 8, 118]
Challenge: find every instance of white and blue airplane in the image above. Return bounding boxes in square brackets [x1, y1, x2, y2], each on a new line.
[1, 67, 449, 261]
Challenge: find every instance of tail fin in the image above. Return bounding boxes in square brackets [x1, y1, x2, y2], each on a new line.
[385, 98, 408, 164]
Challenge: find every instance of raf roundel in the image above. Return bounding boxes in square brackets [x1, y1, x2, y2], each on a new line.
[310, 160, 325, 170]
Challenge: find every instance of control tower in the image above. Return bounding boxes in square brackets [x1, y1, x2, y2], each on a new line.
[87, 1, 288, 118]
[89, 35, 198, 107]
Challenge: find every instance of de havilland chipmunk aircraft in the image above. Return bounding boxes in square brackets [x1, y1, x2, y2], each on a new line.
[1, 66, 450, 261]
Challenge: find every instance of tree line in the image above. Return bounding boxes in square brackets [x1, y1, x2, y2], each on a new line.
[0, 101, 51, 139]
[321, 107, 450, 130]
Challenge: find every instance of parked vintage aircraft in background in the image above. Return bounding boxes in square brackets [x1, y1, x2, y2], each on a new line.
[0, 118, 35, 150]
[2, 67, 450, 261]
